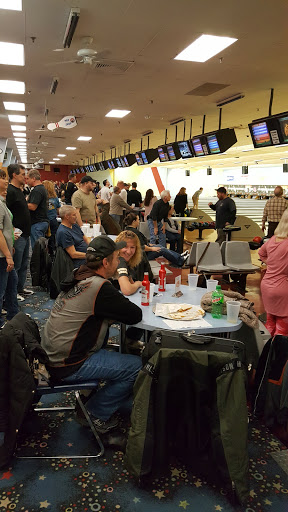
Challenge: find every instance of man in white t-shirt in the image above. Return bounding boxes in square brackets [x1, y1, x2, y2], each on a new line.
[99, 179, 112, 203]
[118, 181, 127, 202]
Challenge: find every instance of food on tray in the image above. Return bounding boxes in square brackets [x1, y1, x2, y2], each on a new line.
[154, 303, 205, 321]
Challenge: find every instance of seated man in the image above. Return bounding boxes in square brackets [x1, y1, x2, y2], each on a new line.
[41, 236, 142, 434]
[56, 205, 89, 268]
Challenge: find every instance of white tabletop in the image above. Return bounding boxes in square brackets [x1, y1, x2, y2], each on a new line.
[171, 216, 197, 222]
[129, 284, 242, 334]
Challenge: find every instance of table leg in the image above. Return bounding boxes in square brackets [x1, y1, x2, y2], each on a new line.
[197, 227, 204, 240]
[179, 221, 185, 252]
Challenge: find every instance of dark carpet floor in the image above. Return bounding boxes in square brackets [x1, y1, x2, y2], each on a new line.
[1, 279, 288, 512]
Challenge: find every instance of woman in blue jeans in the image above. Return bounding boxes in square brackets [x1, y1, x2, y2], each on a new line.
[0, 170, 19, 328]
[124, 213, 189, 267]
[44, 180, 61, 252]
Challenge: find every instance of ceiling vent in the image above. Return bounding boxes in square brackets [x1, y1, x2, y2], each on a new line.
[186, 83, 229, 96]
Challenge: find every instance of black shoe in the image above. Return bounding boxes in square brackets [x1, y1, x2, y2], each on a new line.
[92, 416, 119, 434]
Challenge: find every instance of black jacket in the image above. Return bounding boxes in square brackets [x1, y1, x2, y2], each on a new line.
[30, 237, 52, 289]
[50, 246, 74, 299]
[0, 313, 49, 469]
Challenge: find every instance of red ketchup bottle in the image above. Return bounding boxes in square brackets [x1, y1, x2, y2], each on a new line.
[141, 272, 150, 306]
[158, 263, 166, 292]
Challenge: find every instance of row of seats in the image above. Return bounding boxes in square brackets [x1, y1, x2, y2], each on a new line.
[188, 241, 258, 274]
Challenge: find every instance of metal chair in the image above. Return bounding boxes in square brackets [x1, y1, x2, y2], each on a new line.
[196, 242, 230, 273]
[18, 382, 104, 459]
[139, 222, 150, 241]
[224, 241, 259, 271]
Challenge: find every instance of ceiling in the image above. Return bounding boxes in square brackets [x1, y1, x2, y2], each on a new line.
[1, 0, 288, 169]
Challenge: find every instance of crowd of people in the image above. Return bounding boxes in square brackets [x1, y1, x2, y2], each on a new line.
[1, 162, 288, 434]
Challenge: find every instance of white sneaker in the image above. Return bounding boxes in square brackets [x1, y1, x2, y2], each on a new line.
[17, 294, 25, 302]
[181, 250, 189, 257]
[1, 308, 7, 315]
[22, 288, 34, 295]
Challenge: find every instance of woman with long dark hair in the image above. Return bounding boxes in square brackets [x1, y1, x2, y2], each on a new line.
[144, 189, 157, 221]
[174, 187, 187, 216]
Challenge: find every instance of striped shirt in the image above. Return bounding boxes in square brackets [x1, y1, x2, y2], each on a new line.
[262, 196, 288, 223]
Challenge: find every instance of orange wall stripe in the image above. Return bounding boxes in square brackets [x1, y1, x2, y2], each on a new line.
[151, 167, 165, 194]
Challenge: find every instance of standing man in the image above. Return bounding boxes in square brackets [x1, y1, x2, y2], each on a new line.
[208, 187, 236, 245]
[127, 182, 143, 207]
[27, 169, 49, 249]
[6, 164, 33, 301]
[262, 186, 287, 237]
[192, 187, 203, 209]
[0, 170, 19, 327]
[99, 179, 112, 203]
[147, 190, 171, 247]
[41, 236, 142, 433]
[72, 176, 101, 227]
[109, 186, 134, 226]
[65, 173, 78, 205]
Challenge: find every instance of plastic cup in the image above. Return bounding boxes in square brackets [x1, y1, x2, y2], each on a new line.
[206, 279, 218, 292]
[188, 274, 199, 290]
[149, 283, 155, 304]
[93, 224, 101, 237]
[226, 301, 241, 323]
[131, 203, 136, 208]
[14, 228, 22, 237]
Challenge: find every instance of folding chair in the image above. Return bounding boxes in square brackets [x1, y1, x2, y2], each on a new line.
[18, 382, 104, 459]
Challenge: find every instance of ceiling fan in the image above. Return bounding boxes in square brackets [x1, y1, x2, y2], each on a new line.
[48, 47, 134, 72]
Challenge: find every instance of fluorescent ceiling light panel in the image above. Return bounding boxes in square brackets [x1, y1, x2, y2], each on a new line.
[105, 109, 131, 118]
[4, 101, 25, 111]
[57, 154, 66, 157]
[0, 0, 22, 11]
[49, 161, 55, 164]
[0, 42, 24, 66]
[0, 80, 25, 94]
[8, 114, 26, 122]
[53, 158, 60, 161]
[77, 136, 92, 141]
[11, 125, 26, 131]
[174, 34, 237, 63]
[66, 146, 76, 150]
[14, 134, 26, 139]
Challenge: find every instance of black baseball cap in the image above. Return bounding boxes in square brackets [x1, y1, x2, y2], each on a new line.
[215, 186, 227, 194]
[81, 176, 96, 184]
[87, 236, 126, 261]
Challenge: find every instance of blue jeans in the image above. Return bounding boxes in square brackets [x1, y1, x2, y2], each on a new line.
[30, 221, 49, 249]
[0, 257, 19, 327]
[147, 219, 166, 247]
[166, 231, 181, 253]
[13, 235, 30, 293]
[62, 349, 142, 421]
[111, 214, 121, 225]
[147, 245, 184, 267]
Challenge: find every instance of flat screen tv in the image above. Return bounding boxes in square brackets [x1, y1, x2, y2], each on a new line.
[250, 122, 272, 147]
[277, 114, 288, 144]
[167, 142, 181, 161]
[115, 157, 122, 167]
[249, 116, 282, 148]
[107, 159, 116, 169]
[157, 145, 169, 162]
[135, 149, 158, 166]
[206, 128, 237, 154]
[177, 140, 194, 159]
[122, 154, 136, 167]
[98, 161, 109, 170]
[191, 136, 209, 157]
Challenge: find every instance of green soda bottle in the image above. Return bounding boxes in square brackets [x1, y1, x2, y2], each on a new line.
[211, 285, 224, 319]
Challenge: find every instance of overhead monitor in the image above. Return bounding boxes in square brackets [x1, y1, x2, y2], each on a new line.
[277, 114, 288, 144]
[157, 145, 170, 162]
[166, 142, 181, 161]
[207, 134, 221, 154]
[206, 128, 237, 154]
[250, 122, 272, 147]
[135, 149, 158, 165]
[191, 136, 209, 157]
[107, 159, 116, 169]
[177, 140, 194, 159]
[115, 157, 122, 167]
[121, 153, 136, 167]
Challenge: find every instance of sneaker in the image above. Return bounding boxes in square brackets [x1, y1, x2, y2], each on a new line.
[92, 416, 119, 434]
[21, 288, 34, 296]
[1, 308, 7, 315]
[181, 250, 189, 257]
[17, 294, 25, 302]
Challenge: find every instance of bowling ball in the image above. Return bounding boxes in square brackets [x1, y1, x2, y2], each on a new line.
[203, 222, 209, 228]
[253, 236, 262, 243]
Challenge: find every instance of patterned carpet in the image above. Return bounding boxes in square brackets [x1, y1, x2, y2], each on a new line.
[1, 281, 288, 512]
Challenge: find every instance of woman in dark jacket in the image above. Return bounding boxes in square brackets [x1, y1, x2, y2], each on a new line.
[174, 187, 188, 216]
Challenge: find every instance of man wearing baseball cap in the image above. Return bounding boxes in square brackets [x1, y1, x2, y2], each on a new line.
[41, 235, 142, 434]
[72, 175, 101, 227]
[208, 187, 236, 244]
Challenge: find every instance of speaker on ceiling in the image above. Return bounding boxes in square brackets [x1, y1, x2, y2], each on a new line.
[185, 169, 190, 176]
[242, 165, 248, 174]
[283, 163, 288, 172]
[207, 167, 212, 175]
